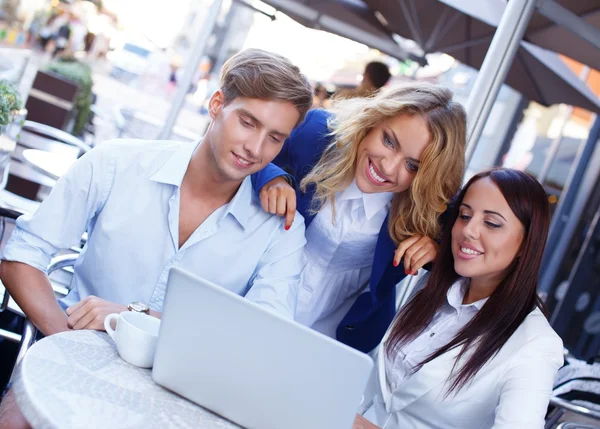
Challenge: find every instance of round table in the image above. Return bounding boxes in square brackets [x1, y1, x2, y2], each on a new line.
[21, 149, 77, 181]
[13, 330, 242, 429]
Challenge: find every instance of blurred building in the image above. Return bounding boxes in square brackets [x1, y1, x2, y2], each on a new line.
[173, 0, 255, 77]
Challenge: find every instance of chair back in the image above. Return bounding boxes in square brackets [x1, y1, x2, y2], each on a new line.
[24, 70, 78, 131]
[5, 121, 92, 201]
[21, 121, 92, 155]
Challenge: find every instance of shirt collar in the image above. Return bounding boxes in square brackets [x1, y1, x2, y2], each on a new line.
[338, 179, 393, 220]
[222, 176, 253, 229]
[149, 140, 199, 187]
[149, 140, 253, 229]
[446, 279, 489, 311]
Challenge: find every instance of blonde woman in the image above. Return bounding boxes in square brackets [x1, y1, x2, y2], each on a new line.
[252, 82, 467, 352]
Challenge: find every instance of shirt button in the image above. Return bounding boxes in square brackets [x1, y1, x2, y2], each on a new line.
[430, 332, 435, 337]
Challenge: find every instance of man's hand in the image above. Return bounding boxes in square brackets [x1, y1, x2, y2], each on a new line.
[66, 296, 127, 331]
[259, 176, 297, 230]
[352, 414, 381, 429]
[393, 234, 439, 275]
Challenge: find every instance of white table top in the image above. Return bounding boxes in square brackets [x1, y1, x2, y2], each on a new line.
[21, 149, 77, 181]
[13, 330, 242, 429]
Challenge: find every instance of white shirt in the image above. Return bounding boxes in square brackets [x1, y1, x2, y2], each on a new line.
[359, 279, 564, 429]
[295, 180, 392, 335]
[2, 139, 306, 319]
[384, 279, 487, 391]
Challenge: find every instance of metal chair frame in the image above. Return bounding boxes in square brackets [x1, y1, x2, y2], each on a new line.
[545, 397, 600, 429]
[21, 121, 92, 154]
[557, 423, 600, 429]
[0, 253, 79, 382]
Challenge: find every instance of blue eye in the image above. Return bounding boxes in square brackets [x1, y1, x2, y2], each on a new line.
[459, 214, 471, 221]
[382, 133, 394, 148]
[407, 161, 419, 173]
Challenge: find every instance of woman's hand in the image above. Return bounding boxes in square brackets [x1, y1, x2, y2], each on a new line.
[352, 414, 381, 429]
[259, 176, 297, 230]
[393, 235, 439, 275]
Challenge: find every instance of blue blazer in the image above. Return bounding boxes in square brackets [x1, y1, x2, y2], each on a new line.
[252, 109, 408, 353]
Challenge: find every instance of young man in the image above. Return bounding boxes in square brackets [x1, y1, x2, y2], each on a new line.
[0, 48, 312, 429]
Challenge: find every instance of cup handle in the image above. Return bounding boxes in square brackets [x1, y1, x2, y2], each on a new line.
[104, 313, 120, 340]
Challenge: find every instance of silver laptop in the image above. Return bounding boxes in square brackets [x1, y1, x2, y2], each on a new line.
[153, 267, 373, 429]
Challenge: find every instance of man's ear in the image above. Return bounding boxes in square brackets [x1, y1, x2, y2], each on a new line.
[208, 90, 225, 120]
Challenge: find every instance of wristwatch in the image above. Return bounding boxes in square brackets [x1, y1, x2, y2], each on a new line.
[127, 301, 150, 314]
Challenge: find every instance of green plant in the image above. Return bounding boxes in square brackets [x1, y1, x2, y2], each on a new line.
[45, 57, 93, 136]
[0, 80, 22, 126]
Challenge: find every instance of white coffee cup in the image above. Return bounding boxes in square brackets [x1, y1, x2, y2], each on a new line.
[104, 311, 161, 368]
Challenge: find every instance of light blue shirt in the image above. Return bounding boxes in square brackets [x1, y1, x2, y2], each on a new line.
[1, 139, 306, 318]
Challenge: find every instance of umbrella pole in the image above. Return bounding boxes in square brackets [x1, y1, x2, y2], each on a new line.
[159, 0, 224, 140]
[464, 0, 537, 165]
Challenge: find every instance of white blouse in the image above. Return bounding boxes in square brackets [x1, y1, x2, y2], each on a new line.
[384, 279, 487, 391]
[295, 180, 393, 336]
[359, 279, 564, 429]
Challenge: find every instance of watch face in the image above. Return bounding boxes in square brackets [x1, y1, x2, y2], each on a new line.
[130, 301, 148, 312]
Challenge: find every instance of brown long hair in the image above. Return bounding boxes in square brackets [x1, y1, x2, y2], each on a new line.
[386, 168, 550, 394]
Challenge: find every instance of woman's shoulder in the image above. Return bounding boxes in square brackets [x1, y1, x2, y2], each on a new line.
[288, 109, 335, 165]
[307, 108, 332, 123]
[508, 307, 564, 358]
[294, 108, 332, 138]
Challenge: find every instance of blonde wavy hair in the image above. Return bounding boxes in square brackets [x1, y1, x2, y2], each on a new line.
[300, 82, 466, 244]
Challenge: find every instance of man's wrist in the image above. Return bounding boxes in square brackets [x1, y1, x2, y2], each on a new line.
[127, 301, 150, 314]
[148, 310, 161, 319]
[44, 317, 71, 336]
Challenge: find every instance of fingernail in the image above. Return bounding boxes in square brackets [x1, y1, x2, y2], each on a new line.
[284, 225, 290, 230]
[405, 269, 410, 275]
[413, 270, 418, 276]
[393, 260, 398, 267]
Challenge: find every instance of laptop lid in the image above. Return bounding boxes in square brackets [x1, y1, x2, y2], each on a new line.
[153, 267, 373, 429]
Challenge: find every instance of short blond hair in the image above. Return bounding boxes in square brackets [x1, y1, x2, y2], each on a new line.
[301, 82, 466, 244]
[220, 49, 313, 124]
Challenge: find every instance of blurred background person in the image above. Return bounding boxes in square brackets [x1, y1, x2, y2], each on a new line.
[335, 61, 391, 100]
[312, 82, 329, 108]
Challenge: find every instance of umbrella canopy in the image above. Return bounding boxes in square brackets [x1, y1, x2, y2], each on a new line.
[362, 0, 600, 112]
[258, 0, 413, 61]
[513, 41, 600, 112]
[528, 0, 600, 72]
[364, 0, 600, 70]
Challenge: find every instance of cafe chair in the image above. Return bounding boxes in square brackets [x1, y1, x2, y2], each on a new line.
[546, 397, 600, 428]
[19, 121, 92, 156]
[24, 70, 79, 132]
[545, 353, 600, 429]
[0, 253, 79, 382]
[0, 206, 22, 244]
[556, 423, 600, 429]
[2, 120, 93, 207]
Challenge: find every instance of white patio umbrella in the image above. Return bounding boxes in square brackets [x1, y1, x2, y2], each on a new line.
[258, 0, 414, 61]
